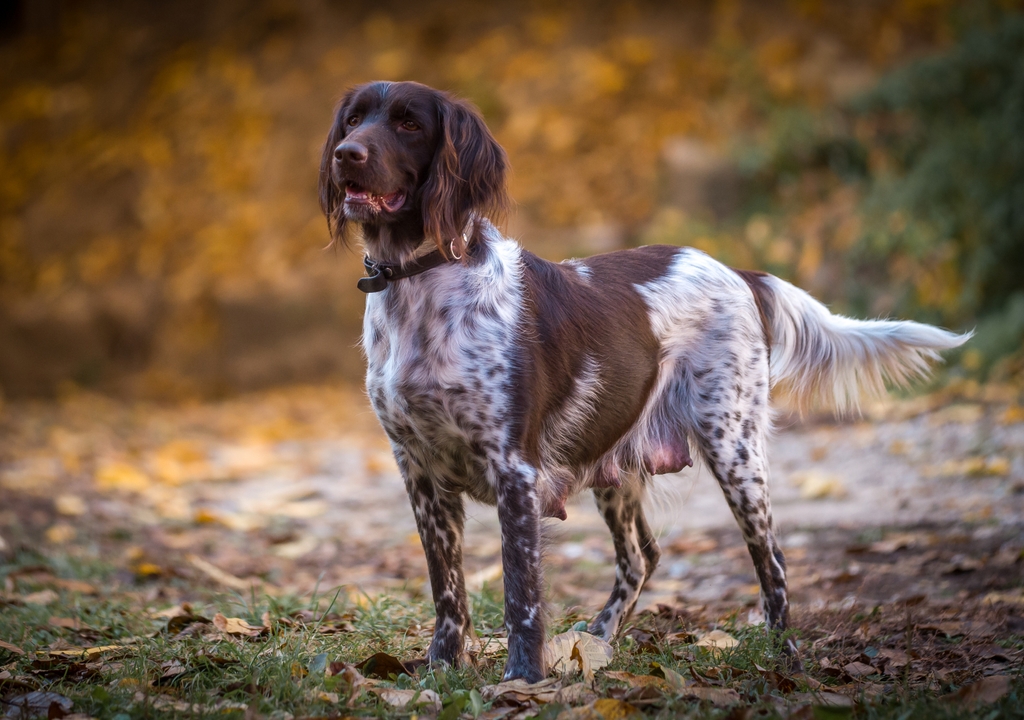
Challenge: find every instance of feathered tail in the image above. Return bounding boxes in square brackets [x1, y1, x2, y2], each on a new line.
[760, 275, 972, 413]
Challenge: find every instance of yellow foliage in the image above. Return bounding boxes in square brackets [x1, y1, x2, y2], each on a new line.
[0, 1, 965, 392]
[95, 462, 150, 492]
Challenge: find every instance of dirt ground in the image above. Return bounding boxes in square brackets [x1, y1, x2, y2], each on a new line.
[1, 381, 1022, 701]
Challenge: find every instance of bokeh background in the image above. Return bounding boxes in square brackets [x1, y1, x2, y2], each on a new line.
[1, 0, 1022, 400]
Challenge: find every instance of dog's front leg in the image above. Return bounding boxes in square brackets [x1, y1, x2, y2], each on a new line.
[402, 459, 470, 666]
[493, 460, 546, 683]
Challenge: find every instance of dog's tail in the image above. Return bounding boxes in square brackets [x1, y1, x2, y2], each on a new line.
[751, 273, 971, 414]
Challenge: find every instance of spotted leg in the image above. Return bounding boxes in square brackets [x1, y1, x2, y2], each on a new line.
[588, 481, 661, 641]
[401, 454, 471, 666]
[492, 459, 546, 682]
[693, 362, 799, 665]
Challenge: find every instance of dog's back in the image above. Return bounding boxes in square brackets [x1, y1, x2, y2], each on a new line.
[322, 80, 970, 683]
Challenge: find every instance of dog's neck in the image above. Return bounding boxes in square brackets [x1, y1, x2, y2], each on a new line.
[359, 222, 433, 266]
[359, 216, 479, 267]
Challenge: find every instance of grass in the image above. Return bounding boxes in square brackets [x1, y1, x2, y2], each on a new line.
[1, 551, 1022, 719]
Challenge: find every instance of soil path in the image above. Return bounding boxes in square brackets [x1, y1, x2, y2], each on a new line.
[1, 384, 1021, 621]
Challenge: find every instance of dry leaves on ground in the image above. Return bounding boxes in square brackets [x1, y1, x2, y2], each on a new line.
[0, 639, 26, 655]
[211, 613, 266, 638]
[371, 687, 442, 713]
[354, 651, 417, 679]
[545, 630, 614, 681]
[695, 630, 739, 650]
[2, 691, 74, 719]
[942, 675, 1012, 707]
[481, 677, 563, 705]
[557, 697, 644, 719]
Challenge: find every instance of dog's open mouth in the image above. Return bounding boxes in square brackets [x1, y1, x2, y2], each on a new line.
[344, 183, 406, 213]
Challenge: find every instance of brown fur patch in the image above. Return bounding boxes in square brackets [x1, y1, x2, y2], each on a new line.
[512, 246, 681, 472]
[733, 268, 774, 350]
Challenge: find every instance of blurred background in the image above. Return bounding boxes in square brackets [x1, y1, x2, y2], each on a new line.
[1, 0, 1022, 400]
[1, 2, 1023, 654]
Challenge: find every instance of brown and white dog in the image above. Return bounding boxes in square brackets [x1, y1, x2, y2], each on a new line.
[318, 81, 969, 682]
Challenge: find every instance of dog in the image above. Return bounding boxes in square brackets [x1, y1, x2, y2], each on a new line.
[318, 81, 970, 683]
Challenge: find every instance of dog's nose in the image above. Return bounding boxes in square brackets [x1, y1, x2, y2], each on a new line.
[334, 141, 368, 164]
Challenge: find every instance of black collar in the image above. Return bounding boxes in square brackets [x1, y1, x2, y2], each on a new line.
[358, 245, 471, 294]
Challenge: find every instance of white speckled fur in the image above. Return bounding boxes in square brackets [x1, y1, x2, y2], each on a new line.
[361, 224, 969, 671]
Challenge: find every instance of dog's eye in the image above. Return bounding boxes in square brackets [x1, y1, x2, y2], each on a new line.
[346, 115, 361, 127]
[401, 119, 420, 131]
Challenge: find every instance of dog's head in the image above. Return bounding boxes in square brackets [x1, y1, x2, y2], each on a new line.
[319, 81, 509, 259]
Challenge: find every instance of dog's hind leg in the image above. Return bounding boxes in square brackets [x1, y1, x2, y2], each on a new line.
[588, 480, 660, 641]
[692, 357, 799, 664]
[400, 454, 471, 667]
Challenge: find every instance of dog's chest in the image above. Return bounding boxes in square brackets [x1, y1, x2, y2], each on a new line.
[362, 259, 522, 479]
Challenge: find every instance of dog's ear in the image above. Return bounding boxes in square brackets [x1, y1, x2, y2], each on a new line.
[319, 89, 357, 246]
[421, 95, 510, 258]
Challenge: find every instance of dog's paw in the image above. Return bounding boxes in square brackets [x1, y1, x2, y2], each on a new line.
[501, 660, 545, 684]
[780, 637, 804, 674]
[426, 639, 462, 668]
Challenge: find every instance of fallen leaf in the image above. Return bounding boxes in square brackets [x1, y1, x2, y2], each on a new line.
[43, 522, 75, 545]
[0, 639, 26, 655]
[187, 554, 269, 592]
[21, 590, 59, 605]
[570, 634, 614, 681]
[867, 533, 918, 553]
[695, 630, 739, 649]
[0, 669, 37, 692]
[663, 630, 696, 644]
[649, 662, 689, 692]
[47, 645, 126, 659]
[50, 579, 96, 595]
[157, 660, 186, 682]
[327, 662, 371, 707]
[876, 647, 910, 669]
[152, 603, 195, 619]
[926, 456, 1010, 478]
[481, 677, 561, 704]
[479, 636, 509, 657]
[132, 562, 162, 578]
[555, 683, 599, 705]
[684, 686, 740, 705]
[982, 588, 1024, 606]
[928, 404, 984, 426]
[544, 630, 613, 680]
[373, 687, 442, 712]
[942, 675, 1011, 706]
[666, 535, 718, 554]
[3, 690, 73, 718]
[467, 562, 503, 590]
[47, 617, 81, 631]
[54, 494, 86, 516]
[159, 605, 211, 635]
[790, 691, 853, 707]
[564, 698, 643, 719]
[355, 652, 413, 679]
[604, 671, 671, 691]
[95, 462, 149, 491]
[843, 661, 876, 678]
[999, 405, 1024, 424]
[212, 613, 266, 638]
[760, 668, 798, 693]
[131, 691, 248, 714]
[789, 470, 847, 499]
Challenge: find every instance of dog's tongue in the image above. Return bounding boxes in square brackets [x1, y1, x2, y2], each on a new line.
[346, 186, 404, 211]
[381, 191, 404, 212]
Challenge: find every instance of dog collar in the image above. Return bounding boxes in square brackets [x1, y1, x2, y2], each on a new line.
[358, 236, 474, 293]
